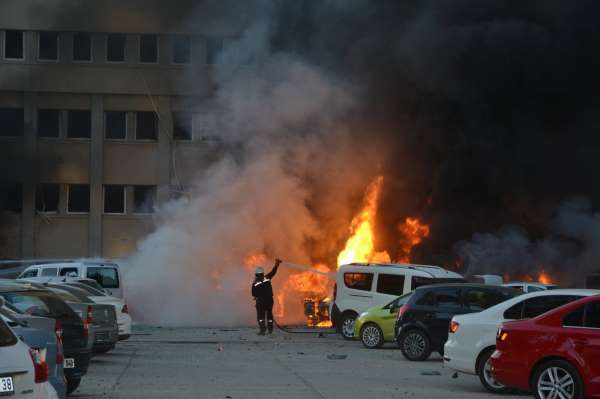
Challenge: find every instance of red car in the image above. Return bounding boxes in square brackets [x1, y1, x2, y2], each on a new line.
[490, 294, 600, 399]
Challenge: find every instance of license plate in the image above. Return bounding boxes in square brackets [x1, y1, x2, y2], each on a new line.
[0, 377, 13, 394]
[64, 358, 75, 369]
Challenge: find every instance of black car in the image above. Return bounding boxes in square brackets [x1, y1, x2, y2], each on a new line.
[395, 283, 519, 361]
[0, 280, 92, 394]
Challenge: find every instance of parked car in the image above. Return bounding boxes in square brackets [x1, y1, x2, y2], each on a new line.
[491, 294, 600, 399]
[0, 280, 92, 395]
[0, 315, 55, 398]
[331, 263, 464, 339]
[354, 292, 413, 348]
[444, 289, 599, 393]
[395, 283, 518, 361]
[18, 261, 124, 298]
[503, 282, 558, 293]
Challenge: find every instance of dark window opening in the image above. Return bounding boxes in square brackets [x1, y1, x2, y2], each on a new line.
[522, 296, 576, 319]
[343, 272, 373, 291]
[585, 302, 600, 328]
[58, 267, 78, 276]
[4, 30, 23, 59]
[105, 111, 126, 139]
[504, 302, 524, 319]
[37, 109, 60, 138]
[67, 184, 90, 213]
[139, 34, 158, 63]
[73, 32, 91, 61]
[433, 288, 463, 310]
[36, 184, 59, 212]
[133, 185, 156, 213]
[206, 37, 223, 64]
[107, 33, 125, 62]
[87, 267, 119, 289]
[173, 112, 192, 140]
[173, 35, 191, 64]
[67, 110, 91, 138]
[466, 289, 512, 311]
[104, 185, 125, 214]
[135, 112, 157, 140]
[39, 31, 59, 60]
[0, 108, 24, 137]
[376, 274, 405, 296]
[563, 307, 584, 327]
[0, 183, 22, 213]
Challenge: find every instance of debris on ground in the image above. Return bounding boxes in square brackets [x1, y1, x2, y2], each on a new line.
[326, 354, 347, 360]
[420, 370, 441, 376]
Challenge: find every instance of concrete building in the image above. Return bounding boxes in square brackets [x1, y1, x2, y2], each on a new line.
[0, 0, 237, 259]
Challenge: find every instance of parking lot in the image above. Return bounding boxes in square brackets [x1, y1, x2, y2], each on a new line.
[74, 326, 523, 399]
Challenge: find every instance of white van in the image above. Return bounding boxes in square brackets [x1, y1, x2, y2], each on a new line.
[17, 261, 124, 298]
[331, 263, 464, 339]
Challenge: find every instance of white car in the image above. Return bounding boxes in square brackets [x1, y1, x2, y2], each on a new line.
[331, 262, 464, 339]
[444, 289, 600, 393]
[503, 281, 558, 292]
[0, 317, 57, 399]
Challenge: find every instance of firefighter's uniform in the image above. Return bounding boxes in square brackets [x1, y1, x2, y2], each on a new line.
[252, 261, 280, 334]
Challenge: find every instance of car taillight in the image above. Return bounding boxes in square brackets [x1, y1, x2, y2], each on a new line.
[333, 284, 337, 302]
[449, 321, 460, 334]
[83, 305, 93, 338]
[398, 305, 410, 318]
[122, 304, 129, 314]
[54, 320, 64, 365]
[29, 348, 49, 383]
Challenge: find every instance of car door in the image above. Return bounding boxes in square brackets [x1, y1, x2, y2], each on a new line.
[342, 271, 375, 312]
[428, 287, 465, 349]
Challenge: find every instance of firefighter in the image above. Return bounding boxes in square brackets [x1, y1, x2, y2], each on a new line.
[252, 258, 282, 335]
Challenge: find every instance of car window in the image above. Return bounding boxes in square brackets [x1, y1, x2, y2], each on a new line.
[1, 291, 77, 320]
[522, 296, 578, 319]
[504, 302, 524, 319]
[435, 288, 463, 310]
[21, 268, 39, 278]
[59, 267, 79, 276]
[465, 288, 508, 311]
[344, 273, 373, 291]
[86, 266, 119, 288]
[41, 267, 58, 277]
[584, 302, 600, 328]
[0, 319, 17, 347]
[528, 285, 544, 292]
[563, 306, 584, 327]
[411, 276, 432, 290]
[377, 274, 405, 296]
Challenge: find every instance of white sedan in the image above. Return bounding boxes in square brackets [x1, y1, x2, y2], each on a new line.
[443, 289, 600, 393]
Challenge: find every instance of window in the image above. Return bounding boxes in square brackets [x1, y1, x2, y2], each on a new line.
[385, 292, 413, 311]
[504, 302, 524, 319]
[343, 272, 373, 291]
[434, 288, 463, 310]
[510, 285, 525, 292]
[41, 268, 58, 277]
[67, 184, 90, 213]
[4, 30, 23, 59]
[135, 112, 157, 140]
[585, 302, 600, 328]
[206, 37, 224, 64]
[37, 109, 60, 138]
[104, 185, 125, 214]
[173, 112, 193, 140]
[133, 185, 156, 213]
[0, 108, 24, 137]
[107, 33, 126, 62]
[67, 110, 91, 138]
[465, 289, 505, 311]
[411, 276, 432, 290]
[58, 267, 78, 276]
[36, 184, 59, 212]
[522, 296, 576, 319]
[528, 285, 544, 292]
[376, 274, 405, 296]
[563, 307, 584, 327]
[86, 267, 119, 288]
[105, 111, 127, 140]
[38, 31, 59, 61]
[173, 35, 191, 64]
[139, 34, 158, 63]
[0, 183, 22, 212]
[20, 269, 39, 278]
[73, 32, 91, 61]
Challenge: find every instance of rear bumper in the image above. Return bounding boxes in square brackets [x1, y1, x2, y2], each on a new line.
[443, 336, 477, 374]
[92, 325, 119, 349]
[63, 349, 92, 380]
[490, 350, 530, 392]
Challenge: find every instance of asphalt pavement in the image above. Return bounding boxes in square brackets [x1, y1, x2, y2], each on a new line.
[73, 326, 525, 399]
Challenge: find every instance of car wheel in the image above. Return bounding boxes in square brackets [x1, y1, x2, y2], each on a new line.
[340, 313, 357, 340]
[477, 348, 511, 394]
[360, 323, 384, 349]
[66, 377, 81, 395]
[400, 329, 431, 361]
[532, 359, 583, 399]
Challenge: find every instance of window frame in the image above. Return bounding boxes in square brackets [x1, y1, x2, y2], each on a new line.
[66, 109, 92, 139]
[37, 31, 60, 62]
[134, 111, 158, 141]
[173, 111, 194, 141]
[0, 108, 24, 137]
[172, 34, 191, 65]
[138, 34, 159, 64]
[343, 272, 374, 292]
[376, 273, 406, 296]
[106, 33, 126, 63]
[132, 185, 157, 214]
[35, 183, 60, 214]
[72, 32, 93, 63]
[103, 184, 127, 215]
[104, 111, 128, 141]
[37, 109, 61, 139]
[66, 184, 90, 214]
[3, 30, 25, 61]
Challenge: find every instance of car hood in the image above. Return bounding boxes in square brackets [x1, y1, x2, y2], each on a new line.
[358, 306, 387, 320]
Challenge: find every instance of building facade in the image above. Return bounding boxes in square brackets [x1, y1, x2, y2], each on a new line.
[0, 0, 236, 259]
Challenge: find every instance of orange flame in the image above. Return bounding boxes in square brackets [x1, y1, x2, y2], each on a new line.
[337, 176, 391, 267]
[397, 217, 430, 263]
[538, 270, 553, 285]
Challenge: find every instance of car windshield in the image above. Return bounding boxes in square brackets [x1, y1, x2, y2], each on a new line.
[0, 290, 77, 320]
[0, 318, 17, 347]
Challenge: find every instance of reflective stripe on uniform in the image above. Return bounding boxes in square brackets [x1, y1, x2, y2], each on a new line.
[254, 278, 271, 287]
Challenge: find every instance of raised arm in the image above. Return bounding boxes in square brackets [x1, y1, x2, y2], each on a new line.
[265, 259, 282, 279]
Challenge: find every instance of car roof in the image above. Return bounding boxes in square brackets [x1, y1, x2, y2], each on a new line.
[416, 283, 513, 290]
[22, 261, 119, 269]
[0, 279, 49, 293]
[504, 282, 557, 286]
[339, 263, 463, 278]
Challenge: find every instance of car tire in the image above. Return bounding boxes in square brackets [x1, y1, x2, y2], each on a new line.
[477, 348, 511, 394]
[532, 359, 583, 399]
[66, 377, 81, 395]
[360, 323, 384, 349]
[399, 329, 431, 361]
[340, 312, 358, 340]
